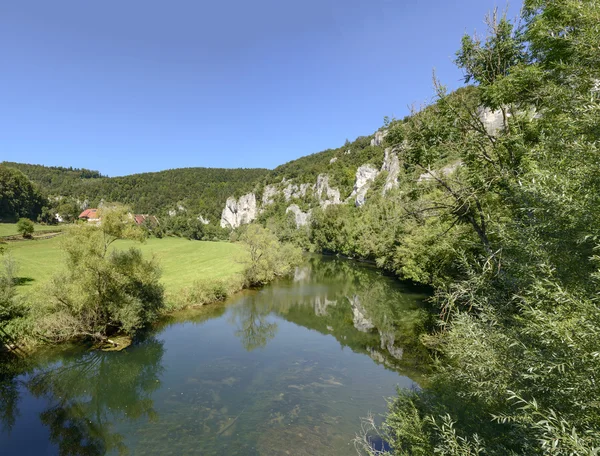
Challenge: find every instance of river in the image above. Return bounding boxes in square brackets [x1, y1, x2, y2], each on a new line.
[0, 255, 430, 455]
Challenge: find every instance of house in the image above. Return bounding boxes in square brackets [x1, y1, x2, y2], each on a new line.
[133, 214, 160, 227]
[78, 208, 100, 223]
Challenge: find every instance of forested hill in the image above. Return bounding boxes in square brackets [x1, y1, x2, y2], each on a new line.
[2, 162, 269, 223]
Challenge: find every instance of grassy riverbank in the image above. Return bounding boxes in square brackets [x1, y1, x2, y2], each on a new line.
[5, 235, 246, 308]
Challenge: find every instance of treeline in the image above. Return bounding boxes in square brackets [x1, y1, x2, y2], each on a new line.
[260, 1, 600, 454]
[2, 162, 269, 224]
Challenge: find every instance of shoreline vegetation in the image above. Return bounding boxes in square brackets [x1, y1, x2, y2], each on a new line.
[0, 213, 302, 354]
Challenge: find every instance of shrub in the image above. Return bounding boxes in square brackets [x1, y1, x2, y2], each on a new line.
[16, 218, 34, 238]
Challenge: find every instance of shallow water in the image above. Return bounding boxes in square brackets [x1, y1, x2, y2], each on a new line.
[0, 255, 430, 455]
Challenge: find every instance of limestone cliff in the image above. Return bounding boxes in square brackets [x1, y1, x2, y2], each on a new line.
[381, 147, 400, 194]
[349, 165, 379, 206]
[220, 193, 257, 228]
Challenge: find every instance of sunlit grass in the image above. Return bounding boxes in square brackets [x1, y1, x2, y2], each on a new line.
[5, 236, 246, 302]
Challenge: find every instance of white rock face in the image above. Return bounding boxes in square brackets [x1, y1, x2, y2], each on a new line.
[329, 157, 338, 164]
[315, 174, 341, 209]
[418, 161, 462, 182]
[262, 185, 279, 206]
[283, 183, 297, 202]
[370, 129, 388, 147]
[286, 204, 311, 228]
[350, 164, 379, 206]
[349, 295, 375, 332]
[197, 215, 210, 225]
[299, 183, 314, 197]
[381, 147, 400, 194]
[283, 182, 314, 201]
[220, 193, 257, 228]
[478, 107, 510, 136]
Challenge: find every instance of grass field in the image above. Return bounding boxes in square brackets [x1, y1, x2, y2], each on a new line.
[4, 236, 246, 302]
[0, 222, 64, 237]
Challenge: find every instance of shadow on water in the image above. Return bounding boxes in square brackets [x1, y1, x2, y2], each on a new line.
[0, 254, 432, 455]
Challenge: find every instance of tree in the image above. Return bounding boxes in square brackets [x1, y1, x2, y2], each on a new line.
[239, 224, 302, 286]
[33, 205, 164, 343]
[16, 218, 34, 238]
[0, 165, 46, 221]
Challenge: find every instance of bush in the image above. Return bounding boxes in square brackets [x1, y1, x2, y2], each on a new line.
[16, 218, 34, 238]
[174, 276, 245, 311]
[240, 224, 302, 285]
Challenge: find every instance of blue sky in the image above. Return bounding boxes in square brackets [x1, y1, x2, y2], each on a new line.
[1, 0, 522, 176]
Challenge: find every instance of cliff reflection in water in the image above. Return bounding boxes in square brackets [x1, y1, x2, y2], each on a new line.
[248, 255, 431, 373]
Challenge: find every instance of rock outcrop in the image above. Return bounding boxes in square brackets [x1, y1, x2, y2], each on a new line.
[197, 215, 210, 224]
[381, 147, 400, 194]
[262, 185, 279, 206]
[478, 107, 509, 136]
[418, 161, 462, 182]
[370, 129, 388, 147]
[315, 174, 341, 209]
[283, 182, 314, 201]
[350, 165, 379, 206]
[220, 193, 257, 228]
[286, 204, 311, 228]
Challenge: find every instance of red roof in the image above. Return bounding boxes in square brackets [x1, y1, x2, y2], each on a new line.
[133, 214, 159, 226]
[78, 209, 99, 219]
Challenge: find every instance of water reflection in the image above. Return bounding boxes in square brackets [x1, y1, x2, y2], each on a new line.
[1, 337, 164, 455]
[261, 255, 431, 373]
[0, 255, 430, 456]
[229, 296, 278, 351]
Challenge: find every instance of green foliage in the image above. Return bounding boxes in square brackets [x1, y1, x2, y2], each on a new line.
[16, 218, 34, 238]
[239, 224, 302, 286]
[32, 207, 164, 342]
[0, 255, 25, 346]
[175, 276, 245, 311]
[2, 162, 269, 227]
[0, 165, 47, 222]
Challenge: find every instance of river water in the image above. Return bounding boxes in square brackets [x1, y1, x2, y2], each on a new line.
[0, 255, 430, 455]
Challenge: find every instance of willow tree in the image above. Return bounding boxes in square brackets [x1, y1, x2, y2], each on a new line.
[34, 205, 164, 343]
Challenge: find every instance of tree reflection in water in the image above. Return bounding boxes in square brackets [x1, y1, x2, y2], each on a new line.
[1, 337, 164, 455]
[229, 294, 278, 351]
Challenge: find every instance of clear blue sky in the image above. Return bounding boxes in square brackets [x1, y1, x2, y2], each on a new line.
[1, 0, 522, 176]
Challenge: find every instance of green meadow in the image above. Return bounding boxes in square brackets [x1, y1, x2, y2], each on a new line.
[0, 222, 63, 238]
[3, 234, 246, 303]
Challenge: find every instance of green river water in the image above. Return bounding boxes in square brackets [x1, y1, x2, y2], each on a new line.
[0, 255, 430, 455]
